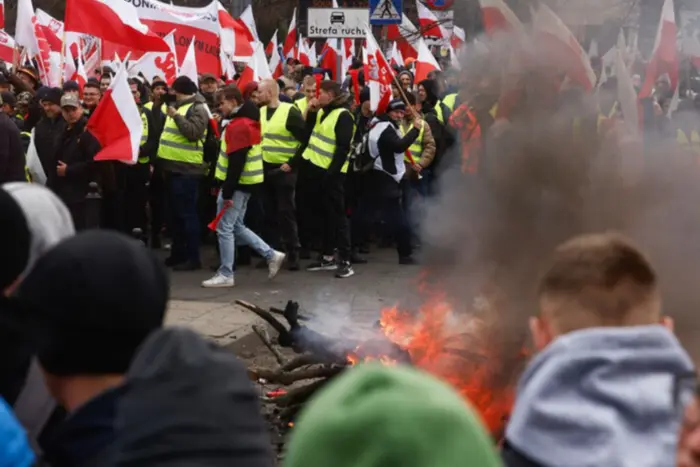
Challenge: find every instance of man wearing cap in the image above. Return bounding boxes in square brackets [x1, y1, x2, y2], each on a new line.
[48, 94, 100, 230]
[1, 91, 24, 130]
[355, 98, 422, 265]
[156, 75, 209, 271]
[0, 62, 40, 95]
[0, 91, 24, 184]
[199, 73, 219, 108]
[34, 87, 66, 182]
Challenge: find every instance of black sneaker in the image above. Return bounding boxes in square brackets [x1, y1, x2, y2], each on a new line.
[287, 251, 300, 271]
[335, 261, 354, 278]
[307, 257, 337, 271]
[173, 260, 202, 272]
[299, 248, 311, 260]
[164, 256, 185, 267]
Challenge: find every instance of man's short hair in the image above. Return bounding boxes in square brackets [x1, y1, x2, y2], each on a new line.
[216, 84, 242, 104]
[537, 232, 660, 332]
[83, 82, 100, 93]
[319, 80, 341, 97]
[302, 75, 316, 89]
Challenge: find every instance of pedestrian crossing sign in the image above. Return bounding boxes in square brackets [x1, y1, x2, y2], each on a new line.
[369, 0, 402, 25]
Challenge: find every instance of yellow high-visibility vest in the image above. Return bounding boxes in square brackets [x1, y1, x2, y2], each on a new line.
[443, 93, 458, 112]
[302, 107, 354, 174]
[214, 132, 264, 185]
[401, 121, 425, 163]
[139, 110, 149, 164]
[295, 97, 308, 115]
[21, 131, 31, 182]
[157, 102, 203, 166]
[261, 103, 300, 164]
[435, 101, 445, 124]
[677, 129, 700, 156]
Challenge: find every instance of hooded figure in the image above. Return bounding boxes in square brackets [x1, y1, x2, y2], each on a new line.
[110, 327, 274, 467]
[0, 183, 75, 455]
[284, 363, 503, 467]
[417, 79, 453, 170]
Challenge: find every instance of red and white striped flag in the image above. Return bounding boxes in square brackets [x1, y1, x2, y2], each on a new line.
[268, 34, 283, 78]
[414, 38, 440, 83]
[88, 66, 142, 164]
[478, 0, 523, 35]
[282, 8, 297, 59]
[638, 0, 678, 98]
[15, 0, 53, 85]
[389, 41, 404, 68]
[365, 30, 393, 114]
[416, 0, 448, 38]
[451, 26, 465, 49]
[266, 29, 278, 56]
[239, 43, 272, 90]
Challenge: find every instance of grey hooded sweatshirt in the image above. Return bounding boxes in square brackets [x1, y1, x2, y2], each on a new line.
[504, 325, 695, 467]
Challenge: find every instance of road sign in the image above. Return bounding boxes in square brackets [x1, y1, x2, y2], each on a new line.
[369, 0, 402, 25]
[307, 8, 369, 39]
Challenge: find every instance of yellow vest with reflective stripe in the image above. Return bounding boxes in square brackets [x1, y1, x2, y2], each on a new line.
[214, 132, 264, 185]
[144, 102, 154, 111]
[435, 101, 445, 124]
[677, 129, 700, 155]
[302, 107, 353, 174]
[20, 131, 31, 181]
[443, 93, 458, 112]
[295, 97, 308, 114]
[261, 103, 300, 164]
[157, 103, 203, 166]
[401, 122, 424, 163]
[139, 110, 149, 164]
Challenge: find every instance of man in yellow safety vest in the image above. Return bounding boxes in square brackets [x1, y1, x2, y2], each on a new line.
[294, 75, 316, 119]
[201, 84, 286, 288]
[157, 75, 209, 271]
[282, 80, 355, 278]
[257, 79, 306, 270]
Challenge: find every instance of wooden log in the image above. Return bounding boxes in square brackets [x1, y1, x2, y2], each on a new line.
[252, 325, 286, 365]
[273, 379, 330, 407]
[281, 354, 321, 372]
[251, 365, 344, 385]
[236, 300, 289, 336]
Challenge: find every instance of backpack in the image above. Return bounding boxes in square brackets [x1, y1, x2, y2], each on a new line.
[353, 121, 378, 173]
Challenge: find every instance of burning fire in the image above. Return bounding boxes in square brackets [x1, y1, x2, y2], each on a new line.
[348, 291, 520, 436]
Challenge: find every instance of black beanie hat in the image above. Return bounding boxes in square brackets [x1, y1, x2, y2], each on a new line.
[359, 87, 371, 105]
[62, 80, 80, 92]
[0, 189, 30, 290]
[17, 231, 170, 376]
[40, 87, 63, 105]
[171, 76, 197, 95]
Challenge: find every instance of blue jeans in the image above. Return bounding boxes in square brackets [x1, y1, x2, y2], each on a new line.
[217, 191, 275, 278]
[168, 174, 200, 263]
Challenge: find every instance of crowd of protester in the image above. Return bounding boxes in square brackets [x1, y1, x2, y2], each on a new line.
[2, 39, 700, 466]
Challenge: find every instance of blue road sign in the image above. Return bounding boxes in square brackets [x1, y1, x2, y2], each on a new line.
[369, 0, 402, 25]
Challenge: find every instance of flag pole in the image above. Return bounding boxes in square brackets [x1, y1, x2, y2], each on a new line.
[59, 31, 66, 85]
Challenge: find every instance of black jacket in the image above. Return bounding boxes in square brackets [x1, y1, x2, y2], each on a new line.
[222, 99, 260, 199]
[0, 112, 25, 184]
[367, 114, 418, 198]
[139, 106, 158, 164]
[111, 328, 274, 466]
[34, 114, 66, 181]
[48, 117, 100, 205]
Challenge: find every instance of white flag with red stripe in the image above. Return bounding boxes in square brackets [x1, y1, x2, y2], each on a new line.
[416, 0, 448, 39]
[389, 41, 404, 68]
[414, 38, 440, 83]
[16, 0, 53, 86]
[638, 0, 678, 98]
[88, 66, 142, 164]
[217, 1, 254, 61]
[268, 34, 283, 79]
[478, 0, 523, 35]
[127, 31, 177, 85]
[451, 26, 465, 49]
[296, 35, 310, 66]
[365, 30, 393, 114]
[283, 8, 297, 58]
[238, 43, 271, 90]
[532, 3, 596, 92]
[64, 0, 169, 53]
[240, 5, 259, 42]
[179, 36, 198, 83]
[386, 15, 418, 60]
[266, 29, 278, 56]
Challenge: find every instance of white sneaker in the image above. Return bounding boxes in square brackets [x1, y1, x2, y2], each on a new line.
[267, 251, 286, 279]
[201, 274, 234, 288]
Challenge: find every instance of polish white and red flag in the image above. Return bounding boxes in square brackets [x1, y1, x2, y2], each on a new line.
[416, 0, 449, 39]
[282, 8, 297, 59]
[127, 30, 178, 84]
[240, 5, 259, 43]
[15, 0, 53, 85]
[389, 41, 404, 68]
[64, 0, 169, 53]
[451, 26, 466, 49]
[88, 66, 142, 164]
[414, 38, 441, 83]
[0, 30, 14, 62]
[266, 29, 278, 56]
[296, 35, 310, 66]
[217, 1, 254, 60]
[386, 15, 419, 60]
[268, 33, 283, 78]
[238, 43, 272, 90]
[0, 0, 5, 30]
[364, 30, 393, 114]
[638, 0, 678, 98]
[478, 0, 523, 35]
[179, 36, 220, 138]
[64, 41, 87, 90]
[532, 3, 596, 92]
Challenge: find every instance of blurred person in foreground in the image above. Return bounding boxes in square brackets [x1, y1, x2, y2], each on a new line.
[679, 392, 700, 467]
[109, 327, 274, 466]
[15, 230, 169, 467]
[284, 363, 502, 467]
[0, 183, 75, 454]
[502, 232, 696, 467]
[0, 397, 34, 467]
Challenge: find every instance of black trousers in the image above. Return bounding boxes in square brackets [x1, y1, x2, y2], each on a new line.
[124, 164, 149, 235]
[263, 171, 300, 252]
[296, 164, 320, 251]
[149, 167, 167, 242]
[67, 201, 88, 231]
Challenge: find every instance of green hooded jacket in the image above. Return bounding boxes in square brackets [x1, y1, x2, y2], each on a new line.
[284, 363, 503, 467]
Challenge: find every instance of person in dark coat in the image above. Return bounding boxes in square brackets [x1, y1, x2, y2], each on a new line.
[110, 328, 275, 467]
[1, 92, 25, 130]
[0, 183, 75, 456]
[0, 98, 25, 184]
[33, 87, 66, 181]
[417, 79, 454, 173]
[14, 230, 169, 467]
[47, 94, 100, 230]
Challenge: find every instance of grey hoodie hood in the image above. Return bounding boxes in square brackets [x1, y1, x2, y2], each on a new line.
[506, 325, 695, 467]
[2, 182, 75, 278]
